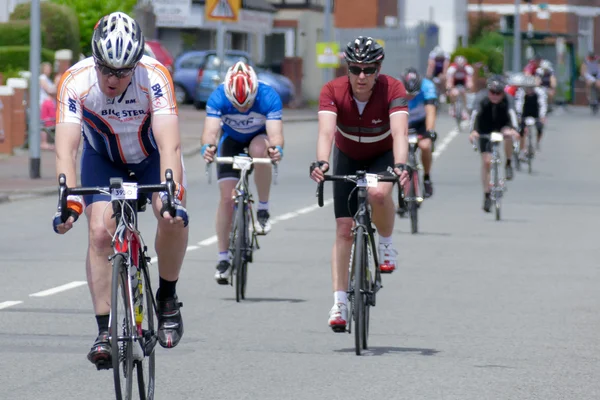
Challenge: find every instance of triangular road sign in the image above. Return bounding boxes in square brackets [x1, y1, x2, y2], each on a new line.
[210, 0, 234, 18]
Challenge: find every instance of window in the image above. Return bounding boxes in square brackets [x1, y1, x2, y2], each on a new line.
[578, 16, 594, 57]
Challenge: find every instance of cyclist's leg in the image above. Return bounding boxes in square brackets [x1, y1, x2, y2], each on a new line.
[80, 144, 123, 365]
[479, 136, 493, 212]
[535, 119, 544, 145]
[329, 146, 358, 329]
[213, 135, 244, 283]
[519, 120, 526, 153]
[248, 133, 272, 233]
[367, 150, 398, 272]
[503, 126, 514, 179]
[417, 121, 433, 197]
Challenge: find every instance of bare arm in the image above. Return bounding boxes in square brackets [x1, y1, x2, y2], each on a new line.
[426, 59, 434, 78]
[316, 112, 337, 164]
[265, 119, 284, 148]
[152, 114, 183, 184]
[55, 122, 81, 187]
[390, 112, 408, 165]
[200, 116, 222, 147]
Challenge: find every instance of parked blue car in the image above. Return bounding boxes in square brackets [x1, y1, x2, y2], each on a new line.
[171, 50, 295, 108]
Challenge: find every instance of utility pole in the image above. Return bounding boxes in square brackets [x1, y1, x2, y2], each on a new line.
[29, 0, 41, 179]
[323, 0, 332, 84]
[513, 0, 521, 73]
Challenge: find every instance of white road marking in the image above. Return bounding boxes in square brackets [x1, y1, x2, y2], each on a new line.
[0, 301, 23, 310]
[29, 281, 87, 297]
[433, 128, 460, 160]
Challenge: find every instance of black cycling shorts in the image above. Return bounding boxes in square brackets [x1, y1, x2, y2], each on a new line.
[519, 119, 544, 137]
[216, 133, 266, 180]
[478, 129, 511, 153]
[332, 146, 395, 219]
[408, 119, 427, 135]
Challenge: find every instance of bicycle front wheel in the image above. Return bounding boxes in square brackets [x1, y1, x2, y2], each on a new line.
[352, 226, 368, 356]
[492, 159, 501, 221]
[136, 258, 156, 400]
[409, 170, 419, 234]
[111, 254, 134, 400]
[232, 200, 247, 302]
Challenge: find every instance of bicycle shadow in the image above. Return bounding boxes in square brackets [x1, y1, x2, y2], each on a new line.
[395, 230, 452, 237]
[334, 346, 440, 357]
[222, 297, 306, 304]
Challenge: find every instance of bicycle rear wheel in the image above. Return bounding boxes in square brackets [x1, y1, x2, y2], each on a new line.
[492, 161, 501, 221]
[527, 133, 534, 174]
[233, 200, 247, 302]
[111, 254, 134, 400]
[135, 257, 156, 400]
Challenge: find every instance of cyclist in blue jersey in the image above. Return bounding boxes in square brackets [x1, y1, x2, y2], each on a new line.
[397, 68, 438, 215]
[200, 61, 284, 284]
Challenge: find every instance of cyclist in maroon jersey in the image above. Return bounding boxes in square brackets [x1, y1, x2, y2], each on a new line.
[309, 36, 410, 332]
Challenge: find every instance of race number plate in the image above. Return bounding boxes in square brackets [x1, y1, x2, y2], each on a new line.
[357, 173, 379, 188]
[408, 134, 419, 144]
[111, 182, 138, 201]
[232, 156, 253, 170]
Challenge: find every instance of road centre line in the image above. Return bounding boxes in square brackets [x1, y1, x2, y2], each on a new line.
[2, 128, 460, 307]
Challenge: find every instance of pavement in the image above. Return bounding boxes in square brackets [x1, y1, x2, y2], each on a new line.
[0, 105, 318, 203]
[1, 106, 600, 399]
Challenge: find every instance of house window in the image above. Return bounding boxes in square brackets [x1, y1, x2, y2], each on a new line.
[578, 16, 594, 57]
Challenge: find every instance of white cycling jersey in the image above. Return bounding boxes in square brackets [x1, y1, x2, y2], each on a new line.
[57, 55, 177, 164]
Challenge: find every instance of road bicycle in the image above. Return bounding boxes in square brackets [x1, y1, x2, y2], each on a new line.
[206, 154, 278, 302]
[473, 133, 505, 221]
[55, 169, 178, 400]
[397, 128, 424, 233]
[522, 116, 537, 174]
[316, 169, 399, 355]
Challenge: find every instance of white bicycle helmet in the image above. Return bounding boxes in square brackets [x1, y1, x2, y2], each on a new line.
[540, 60, 552, 71]
[224, 61, 259, 108]
[432, 46, 444, 57]
[92, 12, 145, 69]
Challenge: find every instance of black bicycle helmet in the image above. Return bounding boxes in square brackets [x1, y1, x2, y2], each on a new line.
[344, 36, 384, 64]
[402, 67, 422, 95]
[487, 74, 506, 92]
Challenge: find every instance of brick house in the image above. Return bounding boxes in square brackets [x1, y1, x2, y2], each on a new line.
[467, 1, 600, 58]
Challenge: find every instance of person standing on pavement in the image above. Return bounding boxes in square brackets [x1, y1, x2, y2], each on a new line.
[200, 61, 284, 285]
[52, 11, 189, 369]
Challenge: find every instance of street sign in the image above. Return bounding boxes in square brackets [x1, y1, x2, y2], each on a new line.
[316, 42, 340, 68]
[537, 3, 550, 19]
[375, 39, 385, 48]
[205, 0, 241, 22]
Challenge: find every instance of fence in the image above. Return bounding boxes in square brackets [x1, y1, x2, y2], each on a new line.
[334, 22, 440, 80]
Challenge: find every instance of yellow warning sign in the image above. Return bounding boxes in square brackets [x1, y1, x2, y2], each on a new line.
[205, 0, 241, 22]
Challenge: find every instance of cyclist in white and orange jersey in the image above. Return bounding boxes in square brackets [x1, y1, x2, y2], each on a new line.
[52, 12, 189, 370]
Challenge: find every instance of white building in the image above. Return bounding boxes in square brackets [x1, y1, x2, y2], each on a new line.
[399, 0, 469, 53]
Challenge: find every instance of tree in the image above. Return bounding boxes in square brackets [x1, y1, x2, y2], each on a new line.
[50, 0, 137, 56]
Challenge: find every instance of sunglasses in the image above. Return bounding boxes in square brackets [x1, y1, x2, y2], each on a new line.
[489, 89, 503, 95]
[96, 62, 136, 79]
[348, 66, 378, 76]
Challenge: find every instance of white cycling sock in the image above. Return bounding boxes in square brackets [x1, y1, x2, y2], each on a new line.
[258, 201, 269, 211]
[334, 291, 347, 305]
[379, 235, 393, 246]
[218, 251, 228, 262]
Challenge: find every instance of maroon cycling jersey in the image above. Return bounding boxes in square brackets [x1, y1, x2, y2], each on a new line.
[318, 74, 408, 161]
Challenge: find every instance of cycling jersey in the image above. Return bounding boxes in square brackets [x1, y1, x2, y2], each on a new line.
[206, 82, 282, 144]
[429, 51, 450, 76]
[447, 64, 474, 85]
[535, 68, 554, 88]
[57, 55, 177, 165]
[408, 78, 437, 124]
[318, 74, 408, 161]
[584, 58, 600, 77]
[523, 61, 539, 75]
[515, 87, 547, 119]
[470, 89, 518, 134]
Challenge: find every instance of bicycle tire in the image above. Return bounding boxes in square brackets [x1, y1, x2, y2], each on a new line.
[233, 200, 246, 302]
[455, 99, 463, 130]
[492, 159, 501, 221]
[409, 171, 418, 234]
[362, 233, 375, 350]
[353, 226, 366, 356]
[111, 253, 134, 400]
[528, 132, 534, 174]
[136, 258, 156, 400]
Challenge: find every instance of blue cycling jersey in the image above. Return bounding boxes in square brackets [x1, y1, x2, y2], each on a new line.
[206, 82, 283, 143]
[408, 78, 437, 124]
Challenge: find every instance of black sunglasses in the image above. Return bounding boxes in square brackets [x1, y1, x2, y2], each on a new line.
[348, 65, 378, 76]
[489, 89, 504, 95]
[95, 62, 136, 79]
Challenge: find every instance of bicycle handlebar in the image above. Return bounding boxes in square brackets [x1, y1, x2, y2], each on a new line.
[205, 156, 279, 185]
[57, 169, 176, 223]
[316, 171, 399, 208]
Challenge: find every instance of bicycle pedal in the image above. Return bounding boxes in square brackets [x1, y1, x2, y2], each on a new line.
[143, 331, 158, 357]
[330, 324, 347, 333]
[93, 358, 112, 371]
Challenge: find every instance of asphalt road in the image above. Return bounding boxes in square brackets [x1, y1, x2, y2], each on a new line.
[1, 107, 599, 400]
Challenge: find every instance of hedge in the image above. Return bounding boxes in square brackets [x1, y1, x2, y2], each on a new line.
[0, 46, 55, 71]
[0, 21, 34, 47]
[10, 2, 80, 57]
[451, 46, 504, 76]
